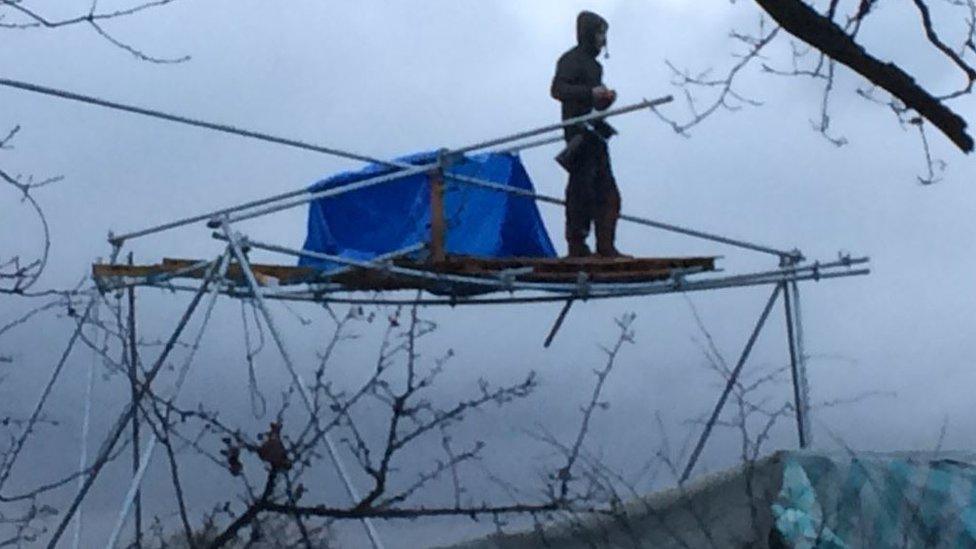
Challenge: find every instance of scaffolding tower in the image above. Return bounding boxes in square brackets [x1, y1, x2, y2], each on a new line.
[0, 78, 869, 548]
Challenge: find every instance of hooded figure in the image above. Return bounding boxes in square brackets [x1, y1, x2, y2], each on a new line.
[550, 10, 626, 258]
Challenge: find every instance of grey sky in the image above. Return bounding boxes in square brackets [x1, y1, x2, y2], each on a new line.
[1, 1, 975, 547]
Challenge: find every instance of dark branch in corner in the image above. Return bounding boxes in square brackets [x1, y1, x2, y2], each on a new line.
[753, 0, 974, 152]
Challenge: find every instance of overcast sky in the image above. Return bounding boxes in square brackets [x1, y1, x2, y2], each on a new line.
[2, 1, 975, 547]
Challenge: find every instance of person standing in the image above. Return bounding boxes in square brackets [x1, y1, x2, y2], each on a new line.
[550, 10, 627, 258]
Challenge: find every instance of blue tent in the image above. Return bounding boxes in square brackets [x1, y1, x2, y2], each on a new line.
[300, 151, 557, 270]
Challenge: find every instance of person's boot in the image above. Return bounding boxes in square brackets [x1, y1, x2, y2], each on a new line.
[595, 210, 630, 258]
[567, 239, 593, 258]
[565, 210, 593, 258]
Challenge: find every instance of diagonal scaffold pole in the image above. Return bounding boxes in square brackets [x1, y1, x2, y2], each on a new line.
[105, 250, 231, 549]
[0, 77, 388, 166]
[46, 256, 224, 548]
[0, 297, 95, 494]
[680, 284, 783, 484]
[543, 299, 574, 348]
[72, 303, 100, 549]
[1, 77, 662, 182]
[221, 220, 385, 549]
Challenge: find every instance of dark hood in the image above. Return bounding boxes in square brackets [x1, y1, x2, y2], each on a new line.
[576, 10, 608, 57]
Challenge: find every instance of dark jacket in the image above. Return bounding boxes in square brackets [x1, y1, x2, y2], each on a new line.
[550, 11, 614, 141]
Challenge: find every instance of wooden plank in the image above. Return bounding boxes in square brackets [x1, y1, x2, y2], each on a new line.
[396, 256, 716, 276]
[517, 269, 675, 283]
[93, 263, 178, 278]
[93, 254, 718, 293]
[162, 258, 319, 285]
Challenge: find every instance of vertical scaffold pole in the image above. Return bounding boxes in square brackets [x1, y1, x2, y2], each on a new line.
[126, 253, 143, 548]
[72, 302, 100, 549]
[105, 251, 232, 549]
[221, 221, 384, 549]
[783, 281, 810, 448]
[47, 258, 222, 548]
[429, 167, 446, 263]
[790, 280, 812, 445]
[680, 284, 782, 483]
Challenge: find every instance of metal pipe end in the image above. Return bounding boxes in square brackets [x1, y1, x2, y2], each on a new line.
[644, 95, 674, 109]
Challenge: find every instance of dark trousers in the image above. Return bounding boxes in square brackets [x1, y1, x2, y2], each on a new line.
[564, 137, 621, 254]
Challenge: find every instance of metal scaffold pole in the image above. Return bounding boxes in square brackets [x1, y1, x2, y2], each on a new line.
[72, 302, 100, 549]
[221, 221, 385, 549]
[680, 284, 782, 483]
[790, 280, 813, 446]
[787, 280, 812, 446]
[126, 253, 143, 549]
[3, 69, 877, 549]
[48, 258, 223, 548]
[105, 251, 231, 549]
[782, 281, 808, 448]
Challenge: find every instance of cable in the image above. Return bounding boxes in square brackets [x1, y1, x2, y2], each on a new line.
[0, 77, 393, 166]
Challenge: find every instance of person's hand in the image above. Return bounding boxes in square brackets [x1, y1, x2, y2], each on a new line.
[593, 86, 616, 110]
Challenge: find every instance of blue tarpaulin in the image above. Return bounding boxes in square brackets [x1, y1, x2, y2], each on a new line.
[771, 451, 976, 548]
[447, 450, 976, 548]
[300, 151, 557, 271]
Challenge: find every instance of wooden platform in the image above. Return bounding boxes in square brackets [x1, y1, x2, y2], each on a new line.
[92, 255, 718, 293]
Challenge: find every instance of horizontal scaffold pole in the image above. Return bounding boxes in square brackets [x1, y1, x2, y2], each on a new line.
[144, 267, 868, 306]
[211, 232, 586, 295]
[207, 98, 673, 227]
[444, 173, 801, 260]
[137, 255, 869, 306]
[12, 65, 661, 244]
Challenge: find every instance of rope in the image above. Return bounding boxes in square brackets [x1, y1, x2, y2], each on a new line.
[240, 300, 267, 419]
[0, 77, 393, 166]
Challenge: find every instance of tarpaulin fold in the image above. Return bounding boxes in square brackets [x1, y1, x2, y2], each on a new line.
[300, 151, 556, 271]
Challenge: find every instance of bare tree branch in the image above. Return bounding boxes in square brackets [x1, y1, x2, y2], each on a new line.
[654, 21, 780, 135]
[911, 0, 976, 99]
[754, 0, 974, 152]
[0, 1, 190, 62]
